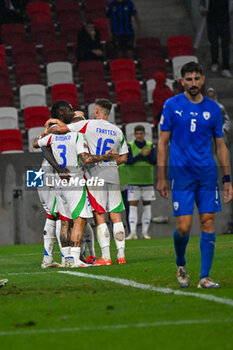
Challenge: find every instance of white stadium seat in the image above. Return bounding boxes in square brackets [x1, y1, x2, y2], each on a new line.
[0, 107, 18, 129]
[172, 55, 198, 80]
[19, 84, 46, 109]
[47, 61, 73, 86]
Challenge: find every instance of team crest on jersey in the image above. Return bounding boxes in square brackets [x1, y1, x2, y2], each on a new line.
[203, 111, 210, 120]
[173, 201, 179, 211]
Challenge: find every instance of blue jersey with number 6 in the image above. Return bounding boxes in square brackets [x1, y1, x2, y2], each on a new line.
[160, 93, 223, 180]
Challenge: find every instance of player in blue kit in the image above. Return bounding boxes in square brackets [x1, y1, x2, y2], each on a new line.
[157, 62, 233, 288]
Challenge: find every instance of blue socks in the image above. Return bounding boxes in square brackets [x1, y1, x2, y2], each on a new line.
[173, 228, 190, 266]
[200, 231, 216, 279]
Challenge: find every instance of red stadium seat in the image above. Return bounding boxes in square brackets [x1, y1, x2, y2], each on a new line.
[83, 81, 110, 105]
[15, 63, 41, 86]
[1, 23, 26, 46]
[24, 106, 50, 130]
[55, 0, 81, 23]
[0, 129, 23, 153]
[167, 36, 193, 59]
[78, 61, 105, 83]
[141, 57, 167, 80]
[120, 101, 147, 124]
[11, 43, 37, 65]
[93, 18, 110, 42]
[0, 65, 10, 86]
[42, 42, 68, 63]
[115, 80, 141, 103]
[26, 2, 51, 23]
[0, 45, 6, 65]
[110, 59, 136, 83]
[51, 83, 79, 109]
[0, 86, 14, 107]
[30, 22, 55, 45]
[59, 19, 83, 44]
[136, 37, 162, 58]
[86, 1, 106, 20]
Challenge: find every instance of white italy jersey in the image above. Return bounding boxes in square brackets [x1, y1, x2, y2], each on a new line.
[68, 119, 128, 184]
[38, 132, 88, 179]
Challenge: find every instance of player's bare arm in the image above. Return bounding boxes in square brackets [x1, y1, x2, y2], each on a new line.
[157, 130, 170, 198]
[116, 153, 127, 165]
[215, 137, 233, 203]
[79, 149, 118, 164]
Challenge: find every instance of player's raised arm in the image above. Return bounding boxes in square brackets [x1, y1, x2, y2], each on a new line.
[157, 130, 170, 198]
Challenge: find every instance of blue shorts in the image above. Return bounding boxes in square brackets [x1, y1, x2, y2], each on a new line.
[171, 178, 222, 216]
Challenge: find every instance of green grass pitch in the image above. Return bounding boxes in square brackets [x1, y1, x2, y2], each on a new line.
[0, 235, 233, 350]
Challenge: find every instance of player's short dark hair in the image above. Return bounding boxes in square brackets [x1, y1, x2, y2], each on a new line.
[95, 98, 112, 113]
[50, 100, 73, 118]
[181, 62, 203, 77]
[134, 125, 145, 133]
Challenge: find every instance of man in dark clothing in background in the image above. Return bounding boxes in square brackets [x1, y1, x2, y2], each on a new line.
[200, 0, 232, 78]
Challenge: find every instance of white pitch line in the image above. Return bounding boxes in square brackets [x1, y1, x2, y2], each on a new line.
[59, 271, 233, 307]
[0, 318, 232, 337]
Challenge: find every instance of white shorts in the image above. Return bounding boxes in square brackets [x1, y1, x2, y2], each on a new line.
[56, 186, 93, 220]
[37, 186, 57, 219]
[128, 185, 156, 202]
[87, 182, 124, 213]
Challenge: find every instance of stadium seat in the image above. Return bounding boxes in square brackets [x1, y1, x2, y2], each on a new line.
[51, 83, 79, 109]
[78, 61, 105, 83]
[15, 63, 41, 86]
[1, 23, 26, 46]
[0, 45, 6, 65]
[136, 37, 162, 58]
[55, 0, 81, 23]
[115, 80, 141, 103]
[125, 122, 153, 142]
[172, 55, 198, 80]
[30, 22, 55, 45]
[0, 129, 23, 153]
[167, 36, 193, 59]
[43, 42, 68, 64]
[141, 57, 167, 80]
[24, 106, 50, 130]
[120, 101, 147, 124]
[47, 62, 73, 86]
[11, 43, 37, 65]
[26, 2, 51, 23]
[0, 65, 10, 86]
[28, 127, 45, 152]
[0, 107, 18, 129]
[83, 81, 110, 105]
[146, 78, 174, 104]
[19, 84, 46, 109]
[88, 102, 115, 124]
[85, 0, 107, 20]
[93, 19, 110, 42]
[59, 19, 83, 44]
[0, 86, 14, 107]
[110, 59, 136, 83]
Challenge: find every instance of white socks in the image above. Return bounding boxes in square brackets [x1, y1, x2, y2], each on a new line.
[43, 219, 56, 263]
[70, 247, 81, 264]
[97, 223, 110, 260]
[142, 205, 151, 234]
[113, 222, 125, 259]
[129, 205, 138, 235]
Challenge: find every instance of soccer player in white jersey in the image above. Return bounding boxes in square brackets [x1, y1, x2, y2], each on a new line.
[45, 98, 128, 266]
[37, 100, 75, 268]
[157, 62, 233, 288]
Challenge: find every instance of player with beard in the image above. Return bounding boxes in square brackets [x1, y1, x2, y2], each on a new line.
[157, 61, 233, 288]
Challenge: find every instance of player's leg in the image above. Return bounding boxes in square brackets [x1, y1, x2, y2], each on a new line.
[70, 217, 88, 267]
[141, 185, 156, 239]
[127, 185, 140, 239]
[59, 218, 72, 267]
[110, 212, 126, 264]
[196, 181, 221, 288]
[172, 178, 195, 288]
[87, 183, 112, 266]
[83, 222, 96, 264]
